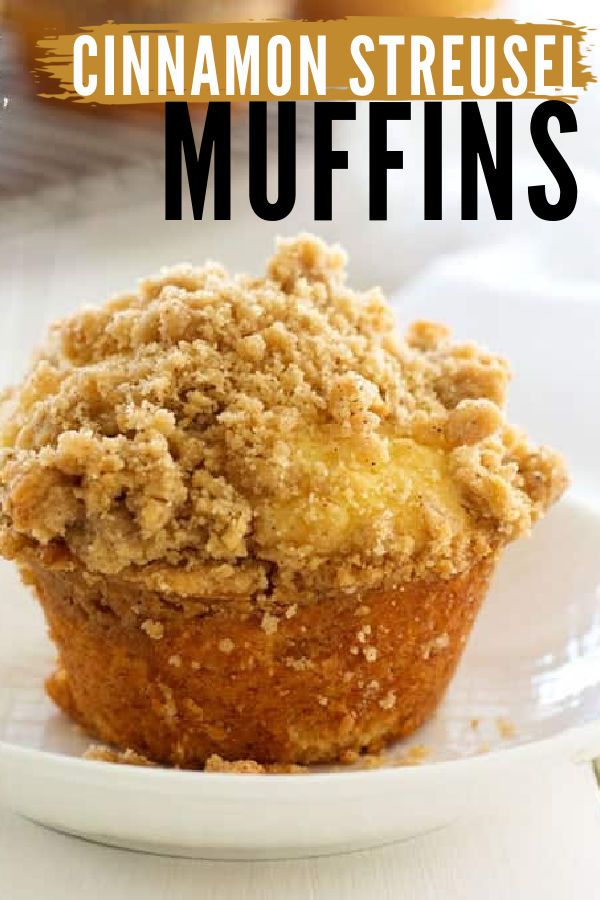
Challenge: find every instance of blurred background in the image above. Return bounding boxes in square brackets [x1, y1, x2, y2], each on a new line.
[0, 0, 496, 202]
[0, 0, 597, 389]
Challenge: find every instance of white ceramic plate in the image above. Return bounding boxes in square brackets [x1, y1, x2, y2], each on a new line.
[0, 278, 599, 860]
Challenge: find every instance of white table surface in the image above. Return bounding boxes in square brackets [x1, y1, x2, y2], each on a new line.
[1, 762, 600, 899]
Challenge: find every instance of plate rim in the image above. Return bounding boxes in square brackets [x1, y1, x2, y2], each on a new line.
[1, 717, 599, 792]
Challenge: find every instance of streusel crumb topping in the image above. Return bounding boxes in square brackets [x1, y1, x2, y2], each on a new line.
[0, 236, 567, 601]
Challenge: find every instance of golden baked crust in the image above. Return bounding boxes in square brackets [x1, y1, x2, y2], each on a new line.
[29, 550, 494, 766]
[0, 236, 567, 602]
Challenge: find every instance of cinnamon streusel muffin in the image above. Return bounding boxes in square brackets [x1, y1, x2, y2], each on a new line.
[0, 236, 567, 766]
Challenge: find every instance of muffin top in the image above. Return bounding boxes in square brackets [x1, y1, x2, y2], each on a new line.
[0, 235, 567, 602]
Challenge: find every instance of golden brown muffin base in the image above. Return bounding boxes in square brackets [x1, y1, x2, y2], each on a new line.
[25, 554, 495, 767]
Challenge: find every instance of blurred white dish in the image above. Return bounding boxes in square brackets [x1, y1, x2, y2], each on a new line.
[0, 287, 599, 860]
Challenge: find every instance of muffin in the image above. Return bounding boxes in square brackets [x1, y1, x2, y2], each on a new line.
[0, 236, 567, 766]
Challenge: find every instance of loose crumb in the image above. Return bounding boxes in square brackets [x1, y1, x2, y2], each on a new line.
[141, 619, 164, 640]
[422, 632, 450, 660]
[356, 624, 372, 644]
[285, 655, 313, 671]
[204, 754, 305, 774]
[496, 716, 516, 739]
[218, 638, 235, 654]
[81, 743, 431, 774]
[261, 612, 279, 635]
[83, 745, 156, 767]
[379, 690, 397, 710]
[396, 744, 431, 766]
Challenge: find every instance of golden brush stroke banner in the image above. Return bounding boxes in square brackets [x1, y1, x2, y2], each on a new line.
[35, 17, 595, 104]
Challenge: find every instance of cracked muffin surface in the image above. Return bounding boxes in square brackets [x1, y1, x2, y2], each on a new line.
[0, 235, 567, 602]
